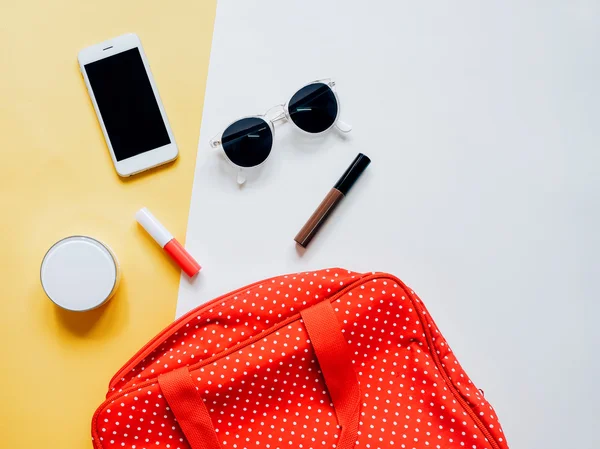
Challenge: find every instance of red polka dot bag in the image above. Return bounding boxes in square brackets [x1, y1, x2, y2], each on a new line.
[92, 268, 509, 449]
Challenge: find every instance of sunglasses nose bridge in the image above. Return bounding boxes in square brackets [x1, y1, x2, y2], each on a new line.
[264, 104, 287, 124]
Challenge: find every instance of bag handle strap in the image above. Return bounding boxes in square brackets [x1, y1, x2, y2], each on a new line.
[300, 299, 361, 449]
[158, 367, 222, 449]
[159, 299, 360, 449]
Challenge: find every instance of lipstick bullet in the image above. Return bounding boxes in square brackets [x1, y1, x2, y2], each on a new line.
[294, 153, 371, 247]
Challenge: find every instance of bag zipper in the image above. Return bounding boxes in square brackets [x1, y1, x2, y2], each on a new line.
[109, 271, 363, 392]
[108, 274, 290, 391]
[387, 274, 502, 449]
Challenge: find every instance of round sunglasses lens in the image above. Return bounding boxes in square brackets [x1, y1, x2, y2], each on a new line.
[288, 83, 338, 133]
[221, 117, 273, 168]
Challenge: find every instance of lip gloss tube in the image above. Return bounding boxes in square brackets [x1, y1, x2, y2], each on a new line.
[294, 153, 371, 248]
[136, 207, 201, 277]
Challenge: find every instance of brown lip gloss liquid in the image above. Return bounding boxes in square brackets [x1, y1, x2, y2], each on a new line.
[294, 153, 371, 248]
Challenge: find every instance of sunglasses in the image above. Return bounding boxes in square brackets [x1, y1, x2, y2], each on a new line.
[210, 79, 351, 184]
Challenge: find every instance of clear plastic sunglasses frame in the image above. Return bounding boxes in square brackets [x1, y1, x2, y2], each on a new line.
[210, 78, 352, 184]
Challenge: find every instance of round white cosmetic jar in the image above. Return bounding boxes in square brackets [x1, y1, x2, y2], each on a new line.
[41, 236, 120, 312]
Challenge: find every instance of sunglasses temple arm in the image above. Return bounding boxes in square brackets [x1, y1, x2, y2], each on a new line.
[237, 168, 246, 185]
[335, 119, 353, 133]
[210, 137, 222, 149]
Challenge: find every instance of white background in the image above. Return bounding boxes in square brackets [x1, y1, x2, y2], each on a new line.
[178, 1, 600, 447]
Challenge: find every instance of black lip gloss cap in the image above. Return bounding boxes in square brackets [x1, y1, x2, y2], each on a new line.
[334, 153, 371, 195]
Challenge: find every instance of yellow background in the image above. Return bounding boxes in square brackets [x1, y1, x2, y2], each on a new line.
[0, 1, 216, 447]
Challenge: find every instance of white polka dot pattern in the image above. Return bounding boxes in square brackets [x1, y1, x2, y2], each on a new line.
[107, 269, 359, 396]
[92, 269, 509, 449]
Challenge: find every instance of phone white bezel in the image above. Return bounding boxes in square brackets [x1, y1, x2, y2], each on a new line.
[78, 33, 178, 177]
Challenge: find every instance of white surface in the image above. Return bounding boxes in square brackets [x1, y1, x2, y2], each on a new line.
[41, 236, 119, 311]
[78, 33, 178, 177]
[136, 207, 174, 247]
[179, 2, 600, 448]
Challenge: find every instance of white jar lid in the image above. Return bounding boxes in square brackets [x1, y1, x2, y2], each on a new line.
[41, 236, 120, 312]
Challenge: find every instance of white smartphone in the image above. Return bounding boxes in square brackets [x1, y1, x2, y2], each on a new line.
[78, 33, 178, 177]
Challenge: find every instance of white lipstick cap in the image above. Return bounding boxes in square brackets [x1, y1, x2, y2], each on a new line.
[136, 207, 174, 248]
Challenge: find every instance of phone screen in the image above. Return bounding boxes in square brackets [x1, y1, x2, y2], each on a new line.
[84, 48, 170, 161]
